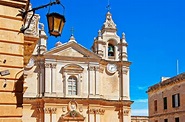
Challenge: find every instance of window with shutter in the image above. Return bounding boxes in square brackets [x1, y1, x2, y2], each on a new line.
[172, 93, 180, 108]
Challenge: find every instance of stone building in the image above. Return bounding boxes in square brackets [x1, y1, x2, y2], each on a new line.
[0, 1, 39, 122]
[23, 11, 133, 122]
[147, 73, 185, 122]
[131, 116, 149, 122]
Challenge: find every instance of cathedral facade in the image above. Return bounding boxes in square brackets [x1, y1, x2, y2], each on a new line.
[23, 11, 132, 122]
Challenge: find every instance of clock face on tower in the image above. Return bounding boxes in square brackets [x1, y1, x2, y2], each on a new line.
[107, 63, 117, 73]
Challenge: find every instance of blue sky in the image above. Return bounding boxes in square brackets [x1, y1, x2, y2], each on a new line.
[31, 0, 185, 116]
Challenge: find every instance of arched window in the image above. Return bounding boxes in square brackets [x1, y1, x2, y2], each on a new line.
[108, 44, 114, 56]
[68, 76, 77, 95]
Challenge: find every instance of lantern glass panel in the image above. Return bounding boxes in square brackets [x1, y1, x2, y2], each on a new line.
[47, 16, 53, 32]
[54, 17, 61, 32]
[60, 21, 65, 33]
[47, 13, 65, 37]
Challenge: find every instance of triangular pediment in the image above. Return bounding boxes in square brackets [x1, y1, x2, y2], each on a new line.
[45, 41, 100, 59]
[55, 47, 84, 57]
[60, 110, 85, 121]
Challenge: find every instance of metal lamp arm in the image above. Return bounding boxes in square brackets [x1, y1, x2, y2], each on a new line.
[18, 0, 64, 33]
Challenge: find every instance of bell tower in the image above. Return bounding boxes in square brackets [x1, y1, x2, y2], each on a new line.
[92, 11, 128, 61]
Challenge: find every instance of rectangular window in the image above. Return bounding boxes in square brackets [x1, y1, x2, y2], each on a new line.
[154, 100, 157, 112]
[164, 119, 168, 122]
[172, 94, 180, 108]
[175, 117, 179, 122]
[68, 76, 77, 95]
[163, 97, 167, 109]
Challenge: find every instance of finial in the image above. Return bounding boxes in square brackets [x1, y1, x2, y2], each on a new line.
[55, 41, 62, 47]
[106, 0, 111, 11]
[122, 32, 125, 39]
[70, 27, 74, 36]
[98, 30, 101, 37]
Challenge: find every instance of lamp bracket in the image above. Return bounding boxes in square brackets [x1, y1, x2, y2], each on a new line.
[18, 0, 64, 33]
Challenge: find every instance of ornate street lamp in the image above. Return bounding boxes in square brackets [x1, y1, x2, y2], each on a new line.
[47, 12, 65, 37]
[18, 0, 66, 37]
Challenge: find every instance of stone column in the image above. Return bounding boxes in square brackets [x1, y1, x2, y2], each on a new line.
[88, 108, 105, 122]
[39, 60, 45, 96]
[78, 74, 82, 96]
[51, 63, 57, 93]
[45, 63, 51, 93]
[88, 109, 95, 122]
[89, 66, 95, 95]
[95, 66, 100, 95]
[123, 109, 130, 122]
[122, 66, 130, 100]
[63, 72, 67, 96]
[44, 108, 57, 122]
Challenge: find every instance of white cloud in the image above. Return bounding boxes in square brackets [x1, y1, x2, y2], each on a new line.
[134, 99, 148, 103]
[138, 86, 147, 90]
[131, 99, 148, 116]
[131, 109, 148, 116]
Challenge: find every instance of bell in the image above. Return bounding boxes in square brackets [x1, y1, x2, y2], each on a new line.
[108, 46, 114, 56]
[108, 46, 114, 53]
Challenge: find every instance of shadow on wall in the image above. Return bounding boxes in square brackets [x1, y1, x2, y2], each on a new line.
[14, 70, 24, 108]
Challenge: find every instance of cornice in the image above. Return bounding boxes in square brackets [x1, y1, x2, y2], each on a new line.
[147, 73, 185, 93]
[149, 110, 185, 118]
[23, 97, 133, 106]
[100, 59, 131, 67]
[0, 0, 28, 8]
[44, 55, 101, 63]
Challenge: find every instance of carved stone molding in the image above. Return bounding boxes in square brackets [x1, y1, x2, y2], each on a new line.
[88, 66, 95, 71]
[87, 109, 105, 115]
[103, 12, 116, 29]
[24, 5, 40, 38]
[122, 69, 128, 74]
[51, 63, 57, 69]
[94, 66, 100, 71]
[96, 109, 105, 115]
[45, 63, 51, 68]
[99, 66, 104, 73]
[118, 66, 129, 75]
[44, 108, 57, 114]
[63, 64, 84, 73]
[123, 110, 129, 116]
[88, 66, 100, 71]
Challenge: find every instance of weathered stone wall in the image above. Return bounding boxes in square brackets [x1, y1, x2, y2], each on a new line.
[0, 1, 39, 121]
[148, 74, 185, 122]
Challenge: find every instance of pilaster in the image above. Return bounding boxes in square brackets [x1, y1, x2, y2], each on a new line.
[45, 63, 51, 93]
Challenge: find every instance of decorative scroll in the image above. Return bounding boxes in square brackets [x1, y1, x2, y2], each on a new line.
[44, 63, 57, 68]
[88, 66, 100, 71]
[24, 5, 40, 37]
[45, 63, 51, 68]
[88, 66, 95, 71]
[51, 63, 57, 68]
[44, 108, 57, 114]
[123, 110, 129, 116]
[87, 109, 105, 115]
